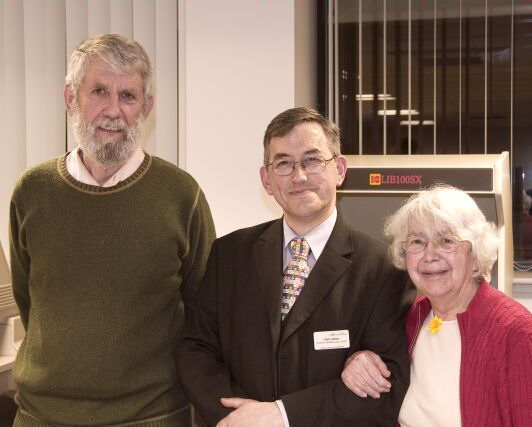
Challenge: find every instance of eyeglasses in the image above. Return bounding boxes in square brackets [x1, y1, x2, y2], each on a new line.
[268, 156, 336, 176]
[401, 235, 463, 254]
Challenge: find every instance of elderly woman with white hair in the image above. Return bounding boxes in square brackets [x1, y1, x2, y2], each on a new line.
[341, 184, 532, 426]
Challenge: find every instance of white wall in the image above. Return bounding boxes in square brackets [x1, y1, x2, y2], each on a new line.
[179, 0, 316, 237]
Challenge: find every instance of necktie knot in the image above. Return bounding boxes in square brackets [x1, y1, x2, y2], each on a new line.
[289, 237, 310, 259]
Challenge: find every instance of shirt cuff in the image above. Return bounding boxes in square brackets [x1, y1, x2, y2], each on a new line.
[275, 400, 290, 427]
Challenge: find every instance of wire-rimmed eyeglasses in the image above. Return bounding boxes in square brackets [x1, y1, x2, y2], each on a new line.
[268, 156, 336, 176]
[400, 235, 464, 254]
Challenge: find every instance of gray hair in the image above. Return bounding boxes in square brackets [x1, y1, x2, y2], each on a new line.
[384, 184, 500, 283]
[263, 107, 341, 166]
[65, 34, 153, 107]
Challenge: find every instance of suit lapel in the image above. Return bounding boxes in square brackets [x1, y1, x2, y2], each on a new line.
[280, 217, 354, 344]
[253, 219, 284, 348]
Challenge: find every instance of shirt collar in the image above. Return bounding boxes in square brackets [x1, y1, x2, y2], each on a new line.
[65, 146, 145, 187]
[283, 208, 337, 260]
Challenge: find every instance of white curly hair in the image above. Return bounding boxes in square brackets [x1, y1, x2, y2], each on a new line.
[384, 184, 500, 283]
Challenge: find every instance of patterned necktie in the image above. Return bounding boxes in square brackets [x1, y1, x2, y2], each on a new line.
[281, 237, 310, 321]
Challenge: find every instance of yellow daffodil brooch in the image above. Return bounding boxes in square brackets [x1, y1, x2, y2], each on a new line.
[428, 315, 442, 334]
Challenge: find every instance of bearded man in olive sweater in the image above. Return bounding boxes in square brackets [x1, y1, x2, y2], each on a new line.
[9, 34, 215, 426]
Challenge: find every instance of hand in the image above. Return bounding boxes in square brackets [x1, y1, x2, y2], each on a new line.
[341, 350, 391, 398]
[216, 397, 284, 427]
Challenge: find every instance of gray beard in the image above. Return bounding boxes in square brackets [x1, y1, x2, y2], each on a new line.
[72, 109, 144, 166]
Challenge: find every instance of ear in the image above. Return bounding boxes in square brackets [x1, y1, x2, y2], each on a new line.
[335, 155, 347, 187]
[260, 166, 273, 195]
[471, 254, 481, 277]
[144, 95, 154, 116]
[64, 84, 75, 115]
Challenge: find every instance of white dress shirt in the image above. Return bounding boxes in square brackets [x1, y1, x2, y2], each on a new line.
[65, 146, 145, 186]
[277, 209, 338, 427]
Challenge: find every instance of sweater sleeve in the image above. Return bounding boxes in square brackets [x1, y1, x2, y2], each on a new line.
[507, 325, 532, 426]
[9, 196, 31, 330]
[179, 187, 216, 316]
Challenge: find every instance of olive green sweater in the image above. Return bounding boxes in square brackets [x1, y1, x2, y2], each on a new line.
[9, 153, 215, 426]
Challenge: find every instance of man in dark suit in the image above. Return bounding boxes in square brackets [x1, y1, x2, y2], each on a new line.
[178, 108, 414, 426]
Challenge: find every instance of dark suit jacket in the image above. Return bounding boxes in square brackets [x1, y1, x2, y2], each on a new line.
[178, 216, 414, 426]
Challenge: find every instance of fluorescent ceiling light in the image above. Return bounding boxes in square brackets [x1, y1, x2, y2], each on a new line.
[355, 93, 396, 101]
[377, 109, 420, 116]
[399, 119, 435, 126]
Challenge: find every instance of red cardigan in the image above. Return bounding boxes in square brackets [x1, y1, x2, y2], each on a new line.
[403, 282, 532, 426]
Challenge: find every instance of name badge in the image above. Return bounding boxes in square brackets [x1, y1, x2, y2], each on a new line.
[313, 330, 350, 350]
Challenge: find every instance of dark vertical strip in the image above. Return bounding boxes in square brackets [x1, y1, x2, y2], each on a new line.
[511, 10, 516, 191]
[372, 21, 380, 152]
[465, 16, 470, 153]
[354, 13, 359, 154]
[395, 21, 402, 153]
[316, 1, 328, 116]
[514, 166, 524, 260]
[417, 18, 423, 152]
[488, 11, 493, 150]
[441, 18, 447, 154]
[338, 21, 357, 154]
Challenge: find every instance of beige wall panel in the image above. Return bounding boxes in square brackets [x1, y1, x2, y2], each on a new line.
[0, 1, 27, 255]
[295, 0, 317, 108]
[88, 0, 111, 37]
[23, 0, 66, 167]
[110, 0, 133, 37]
[65, 0, 88, 53]
[65, 0, 88, 151]
[133, 0, 156, 155]
[155, 0, 178, 164]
